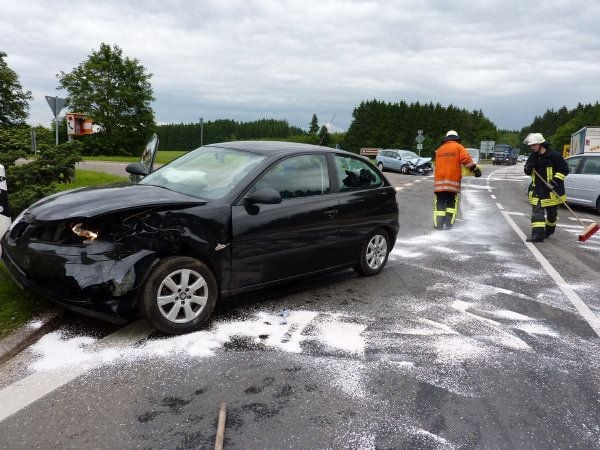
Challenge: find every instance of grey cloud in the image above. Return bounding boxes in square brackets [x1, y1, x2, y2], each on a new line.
[2, 0, 600, 132]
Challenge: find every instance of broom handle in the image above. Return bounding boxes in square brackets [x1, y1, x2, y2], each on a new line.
[531, 168, 587, 229]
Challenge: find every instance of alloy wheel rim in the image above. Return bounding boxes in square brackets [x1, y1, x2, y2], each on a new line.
[366, 235, 387, 269]
[157, 268, 208, 323]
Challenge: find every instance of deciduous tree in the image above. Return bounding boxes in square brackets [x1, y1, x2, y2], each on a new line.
[57, 43, 155, 155]
[0, 51, 33, 125]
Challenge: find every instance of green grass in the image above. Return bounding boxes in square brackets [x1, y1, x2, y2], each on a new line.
[0, 263, 52, 339]
[54, 169, 128, 191]
[83, 150, 187, 165]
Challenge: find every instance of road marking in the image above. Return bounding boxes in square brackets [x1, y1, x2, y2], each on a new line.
[496, 203, 504, 210]
[0, 320, 153, 423]
[500, 210, 600, 337]
[491, 194, 497, 199]
[568, 217, 595, 223]
[505, 211, 526, 217]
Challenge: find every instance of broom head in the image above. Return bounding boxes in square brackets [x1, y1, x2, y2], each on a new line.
[578, 223, 600, 242]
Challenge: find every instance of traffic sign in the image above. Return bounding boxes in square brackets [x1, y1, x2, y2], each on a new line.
[415, 130, 425, 144]
[45, 96, 67, 117]
[417, 143, 423, 150]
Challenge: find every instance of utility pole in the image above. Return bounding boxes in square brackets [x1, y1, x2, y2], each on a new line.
[199, 117, 204, 147]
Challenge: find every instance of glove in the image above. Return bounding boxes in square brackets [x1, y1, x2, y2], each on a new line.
[472, 166, 482, 178]
[525, 163, 534, 173]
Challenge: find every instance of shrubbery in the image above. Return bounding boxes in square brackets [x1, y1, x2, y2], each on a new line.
[0, 125, 82, 216]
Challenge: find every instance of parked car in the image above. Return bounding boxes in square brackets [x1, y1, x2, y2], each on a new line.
[376, 149, 432, 175]
[564, 153, 600, 213]
[2, 141, 399, 334]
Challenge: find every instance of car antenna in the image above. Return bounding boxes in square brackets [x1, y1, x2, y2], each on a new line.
[319, 114, 336, 146]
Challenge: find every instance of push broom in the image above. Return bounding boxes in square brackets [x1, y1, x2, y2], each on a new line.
[532, 168, 599, 242]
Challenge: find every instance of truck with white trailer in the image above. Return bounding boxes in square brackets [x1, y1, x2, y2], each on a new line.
[570, 126, 600, 156]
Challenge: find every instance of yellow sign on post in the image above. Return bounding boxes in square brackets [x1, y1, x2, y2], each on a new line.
[563, 144, 570, 158]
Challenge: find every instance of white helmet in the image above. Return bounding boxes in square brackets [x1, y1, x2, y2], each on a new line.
[523, 133, 545, 146]
[443, 130, 460, 141]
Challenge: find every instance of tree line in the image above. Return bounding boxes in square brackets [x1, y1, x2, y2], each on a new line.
[342, 99, 498, 157]
[157, 119, 305, 150]
[520, 103, 600, 151]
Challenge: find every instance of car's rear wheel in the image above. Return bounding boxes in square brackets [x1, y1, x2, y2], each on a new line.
[377, 162, 384, 171]
[139, 256, 218, 334]
[354, 228, 390, 276]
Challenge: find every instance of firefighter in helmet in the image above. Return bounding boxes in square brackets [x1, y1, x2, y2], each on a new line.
[433, 130, 482, 229]
[523, 133, 569, 242]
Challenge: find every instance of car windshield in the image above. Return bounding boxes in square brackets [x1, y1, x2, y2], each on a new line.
[401, 151, 419, 159]
[139, 147, 266, 199]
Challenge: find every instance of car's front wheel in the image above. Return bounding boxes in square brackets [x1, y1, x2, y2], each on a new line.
[377, 162, 384, 171]
[401, 164, 410, 175]
[139, 256, 218, 334]
[354, 228, 390, 276]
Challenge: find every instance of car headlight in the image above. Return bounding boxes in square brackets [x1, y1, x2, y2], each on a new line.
[72, 223, 99, 242]
[7, 209, 27, 233]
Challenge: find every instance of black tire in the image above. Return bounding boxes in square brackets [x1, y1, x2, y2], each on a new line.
[596, 197, 600, 215]
[401, 165, 410, 175]
[377, 162, 384, 172]
[354, 228, 390, 276]
[139, 256, 218, 334]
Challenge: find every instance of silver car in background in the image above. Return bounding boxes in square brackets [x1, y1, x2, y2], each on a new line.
[565, 153, 600, 213]
[376, 149, 432, 175]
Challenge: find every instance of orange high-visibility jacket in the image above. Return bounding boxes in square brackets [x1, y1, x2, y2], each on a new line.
[434, 141, 476, 193]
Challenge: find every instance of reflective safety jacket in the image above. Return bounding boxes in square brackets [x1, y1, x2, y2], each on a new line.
[524, 148, 569, 207]
[433, 141, 476, 193]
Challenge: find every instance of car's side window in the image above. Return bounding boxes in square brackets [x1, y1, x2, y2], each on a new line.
[567, 156, 582, 174]
[335, 155, 382, 191]
[581, 158, 600, 175]
[254, 154, 330, 199]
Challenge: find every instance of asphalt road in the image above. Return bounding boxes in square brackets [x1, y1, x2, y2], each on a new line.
[0, 164, 599, 449]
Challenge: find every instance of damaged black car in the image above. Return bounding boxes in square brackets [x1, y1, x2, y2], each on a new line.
[2, 140, 399, 334]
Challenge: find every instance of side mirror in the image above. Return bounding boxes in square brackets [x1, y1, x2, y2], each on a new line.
[126, 162, 149, 182]
[126, 162, 148, 176]
[245, 187, 282, 205]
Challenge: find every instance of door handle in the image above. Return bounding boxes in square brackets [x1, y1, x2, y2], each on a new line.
[324, 209, 338, 218]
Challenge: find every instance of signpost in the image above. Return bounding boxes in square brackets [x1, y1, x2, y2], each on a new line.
[45, 96, 67, 145]
[415, 130, 425, 156]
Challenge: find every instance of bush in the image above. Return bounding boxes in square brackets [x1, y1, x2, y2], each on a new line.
[6, 140, 83, 215]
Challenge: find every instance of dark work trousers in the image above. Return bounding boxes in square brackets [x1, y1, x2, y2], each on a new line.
[433, 191, 459, 229]
[531, 201, 558, 239]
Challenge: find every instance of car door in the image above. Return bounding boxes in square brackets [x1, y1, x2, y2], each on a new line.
[576, 156, 600, 206]
[230, 153, 341, 289]
[389, 151, 403, 171]
[565, 156, 585, 204]
[332, 154, 398, 262]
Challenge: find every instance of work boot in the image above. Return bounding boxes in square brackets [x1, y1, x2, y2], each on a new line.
[526, 236, 544, 243]
[544, 228, 554, 238]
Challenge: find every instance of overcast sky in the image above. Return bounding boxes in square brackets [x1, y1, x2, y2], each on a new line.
[2, 0, 600, 133]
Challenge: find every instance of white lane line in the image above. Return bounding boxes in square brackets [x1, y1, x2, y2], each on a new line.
[506, 211, 526, 217]
[0, 320, 153, 423]
[500, 210, 600, 337]
[568, 217, 595, 223]
[491, 194, 497, 199]
[395, 187, 404, 191]
[496, 203, 504, 210]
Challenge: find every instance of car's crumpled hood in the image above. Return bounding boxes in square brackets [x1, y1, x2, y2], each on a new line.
[410, 157, 432, 165]
[27, 183, 206, 221]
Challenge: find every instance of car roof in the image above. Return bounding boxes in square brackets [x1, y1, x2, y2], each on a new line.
[205, 140, 352, 157]
[568, 153, 600, 157]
